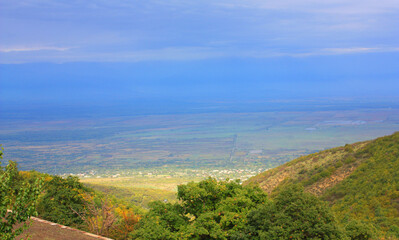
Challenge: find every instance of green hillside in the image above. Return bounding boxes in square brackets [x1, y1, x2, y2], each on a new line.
[84, 183, 177, 209]
[245, 132, 399, 236]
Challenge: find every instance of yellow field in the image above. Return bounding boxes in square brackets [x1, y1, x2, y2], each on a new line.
[81, 175, 204, 192]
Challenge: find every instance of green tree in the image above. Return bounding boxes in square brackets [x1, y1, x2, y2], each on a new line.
[132, 201, 188, 240]
[37, 175, 88, 227]
[132, 178, 268, 240]
[0, 146, 43, 240]
[247, 184, 346, 239]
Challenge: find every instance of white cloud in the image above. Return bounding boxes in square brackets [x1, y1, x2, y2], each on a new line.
[297, 47, 399, 57]
[0, 46, 226, 63]
[322, 47, 379, 54]
[0, 46, 71, 53]
[214, 0, 399, 14]
[1, 45, 398, 64]
[1, 0, 398, 64]
[235, 46, 399, 58]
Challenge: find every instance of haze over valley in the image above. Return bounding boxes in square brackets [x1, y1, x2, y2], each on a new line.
[1, 100, 398, 178]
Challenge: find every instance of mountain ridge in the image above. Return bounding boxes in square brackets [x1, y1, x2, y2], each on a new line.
[244, 138, 371, 195]
[245, 131, 399, 236]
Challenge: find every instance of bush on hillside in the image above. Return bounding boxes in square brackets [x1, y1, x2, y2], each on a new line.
[132, 178, 268, 240]
[246, 184, 346, 239]
[344, 220, 376, 240]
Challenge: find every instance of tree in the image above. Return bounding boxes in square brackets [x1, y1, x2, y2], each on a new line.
[73, 193, 118, 237]
[132, 201, 188, 240]
[132, 178, 268, 240]
[0, 146, 43, 240]
[37, 174, 140, 239]
[247, 184, 346, 239]
[37, 175, 88, 227]
[112, 205, 141, 240]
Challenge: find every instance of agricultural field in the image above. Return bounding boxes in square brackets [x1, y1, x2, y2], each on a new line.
[1, 107, 398, 176]
[80, 167, 267, 208]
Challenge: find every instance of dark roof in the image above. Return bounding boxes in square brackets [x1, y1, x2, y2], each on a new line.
[16, 216, 113, 240]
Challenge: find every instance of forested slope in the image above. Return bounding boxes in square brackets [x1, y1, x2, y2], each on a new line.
[245, 132, 399, 236]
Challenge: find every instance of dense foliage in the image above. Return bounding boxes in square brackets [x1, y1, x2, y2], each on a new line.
[37, 175, 89, 226]
[0, 146, 140, 240]
[0, 147, 43, 240]
[245, 132, 399, 239]
[133, 178, 268, 239]
[35, 175, 141, 239]
[323, 132, 399, 238]
[132, 178, 350, 240]
[246, 184, 345, 239]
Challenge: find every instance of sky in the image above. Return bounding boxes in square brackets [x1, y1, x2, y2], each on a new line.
[0, 0, 398, 111]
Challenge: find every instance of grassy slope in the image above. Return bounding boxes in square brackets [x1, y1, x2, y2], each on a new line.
[245, 132, 399, 235]
[84, 183, 177, 209]
[81, 175, 206, 208]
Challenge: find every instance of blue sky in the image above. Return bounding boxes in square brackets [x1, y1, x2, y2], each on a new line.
[0, 0, 398, 107]
[1, 0, 399, 62]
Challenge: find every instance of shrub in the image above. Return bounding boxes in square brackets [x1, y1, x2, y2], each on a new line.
[345, 220, 376, 240]
[247, 184, 346, 239]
